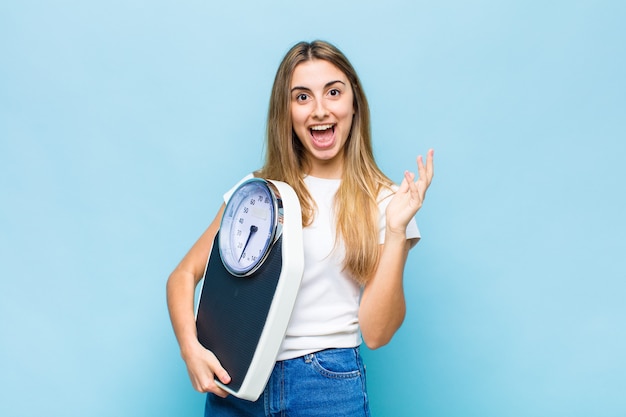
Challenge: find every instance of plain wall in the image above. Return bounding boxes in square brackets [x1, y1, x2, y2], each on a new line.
[1, 1, 625, 416]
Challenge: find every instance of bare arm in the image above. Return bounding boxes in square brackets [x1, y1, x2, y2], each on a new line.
[166, 204, 232, 397]
[359, 235, 412, 349]
[359, 150, 434, 349]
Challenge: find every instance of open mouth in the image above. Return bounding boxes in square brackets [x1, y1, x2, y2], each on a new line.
[309, 124, 335, 143]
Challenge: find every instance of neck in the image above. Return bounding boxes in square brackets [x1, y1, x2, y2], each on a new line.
[304, 156, 344, 179]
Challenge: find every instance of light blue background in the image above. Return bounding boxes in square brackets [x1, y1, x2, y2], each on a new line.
[2, 1, 625, 416]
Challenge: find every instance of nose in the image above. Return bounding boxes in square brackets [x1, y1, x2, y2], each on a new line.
[312, 99, 329, 120]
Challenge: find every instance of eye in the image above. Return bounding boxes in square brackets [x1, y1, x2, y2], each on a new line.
[295, 93, 309, 102]
[328, 88, 341, 97]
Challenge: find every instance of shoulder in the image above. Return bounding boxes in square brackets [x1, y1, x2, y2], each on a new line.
[376, 182, 397, 208]
[223, 173, 255, 203]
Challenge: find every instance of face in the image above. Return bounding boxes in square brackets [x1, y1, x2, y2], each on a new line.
[290, 59, 355, 178]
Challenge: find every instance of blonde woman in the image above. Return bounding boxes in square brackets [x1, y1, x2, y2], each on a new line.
[167, 40, 434, 416]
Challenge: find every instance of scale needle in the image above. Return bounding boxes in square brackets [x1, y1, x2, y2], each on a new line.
[239, 225, 258, 262]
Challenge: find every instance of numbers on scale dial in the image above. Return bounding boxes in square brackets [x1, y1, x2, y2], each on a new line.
[232, 189, 272, 268]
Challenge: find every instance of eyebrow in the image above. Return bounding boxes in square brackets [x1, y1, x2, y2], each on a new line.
[290, 80, 346, 93]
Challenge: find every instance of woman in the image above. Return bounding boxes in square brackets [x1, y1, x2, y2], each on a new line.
[166, 40, 434, 416]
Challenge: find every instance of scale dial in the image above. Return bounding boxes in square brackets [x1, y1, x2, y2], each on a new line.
[218, 178, 283, 277]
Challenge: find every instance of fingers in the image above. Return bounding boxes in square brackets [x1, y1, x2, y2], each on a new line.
[391, 149, 434, 218]
[416, 149, 434, 182]
[214, 367, 232, 385]
[193, 369, 231, 397]
[404, 150, 434, 204]
[399, 170, 414, 192]
[203, 353, 231, 396]
[194, 375, 229, 398]
[404, 170, 419, 196]
[417, 154, 424, 173]
[185, 344, 232, 397]
[425, 148, 434, 180]
[415, 149, 434, 187]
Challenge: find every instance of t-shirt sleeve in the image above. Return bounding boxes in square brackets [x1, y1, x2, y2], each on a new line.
[377, 186, 421, 245]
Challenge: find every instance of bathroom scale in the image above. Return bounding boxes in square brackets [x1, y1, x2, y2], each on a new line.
[195, 178, 304, 401]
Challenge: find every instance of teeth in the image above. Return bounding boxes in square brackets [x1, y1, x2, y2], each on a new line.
[310, 124, 334, 131]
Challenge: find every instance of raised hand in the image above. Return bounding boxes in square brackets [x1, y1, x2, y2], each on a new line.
[386, 149, 435, 235]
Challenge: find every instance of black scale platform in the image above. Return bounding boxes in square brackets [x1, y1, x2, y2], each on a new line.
[195, 232, 283, 392]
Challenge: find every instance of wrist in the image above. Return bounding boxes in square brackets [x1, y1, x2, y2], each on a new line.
[385, 227, 407, 244]
[179, 337, 203, 360]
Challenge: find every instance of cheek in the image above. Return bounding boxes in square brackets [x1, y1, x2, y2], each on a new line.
[333, 99, 355, 120]
[291, 108, 309, 132]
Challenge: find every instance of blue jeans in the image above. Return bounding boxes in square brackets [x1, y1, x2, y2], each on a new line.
[204, 347, 370, 417]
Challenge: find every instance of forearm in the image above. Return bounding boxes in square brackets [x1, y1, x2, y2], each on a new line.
[167, 204, 224, 356]
[166, 262, 232, 394]
[358, 231, 411, 349]
[166, 268, 202, 356]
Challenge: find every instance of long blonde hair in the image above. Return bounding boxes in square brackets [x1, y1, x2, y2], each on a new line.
[256, 40, 392, 285]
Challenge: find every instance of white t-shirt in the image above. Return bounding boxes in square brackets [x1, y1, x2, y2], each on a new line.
[224, 175, 420, 361]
